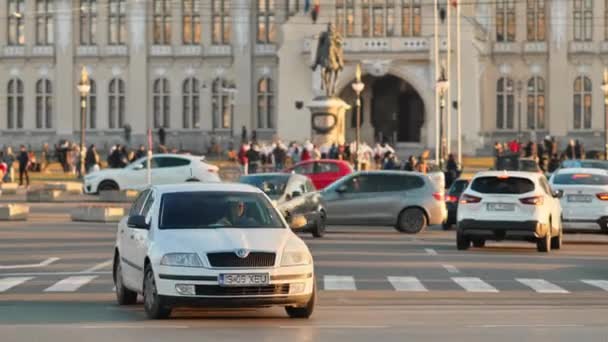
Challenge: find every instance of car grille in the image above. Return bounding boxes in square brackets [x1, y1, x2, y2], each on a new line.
[206, 252, 276, 268]
[195, 284, 290, 296]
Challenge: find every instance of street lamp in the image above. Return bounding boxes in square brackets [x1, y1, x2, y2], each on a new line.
[436, 66, 449, 168]
[77, 66, 91, 178]
[516, 80, 523, 141]
[602, 68, 608, 160]
[351, 63, 365, 171]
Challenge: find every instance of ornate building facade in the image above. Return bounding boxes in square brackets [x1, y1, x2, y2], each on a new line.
[0, 0, 607, 154]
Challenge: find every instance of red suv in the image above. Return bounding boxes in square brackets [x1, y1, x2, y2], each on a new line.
[286, 159, 353, 190]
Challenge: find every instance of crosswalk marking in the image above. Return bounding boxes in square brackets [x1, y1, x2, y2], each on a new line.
[581, 280, 608, 291]
[387, 276, 428, 292]
[516, 278, 569, 294]
[0, 277, 33, 292]
[44, 276, 98, 292]
[452, 277, 499, 293]
[323, 275, 356, 291]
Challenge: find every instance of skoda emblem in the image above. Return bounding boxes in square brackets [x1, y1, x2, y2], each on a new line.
[235, 249, 250, 259]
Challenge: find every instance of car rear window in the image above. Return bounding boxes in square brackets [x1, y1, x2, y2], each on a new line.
[553, 173, 608, 185]
[448, 180, 469, 195]
[239, 175, 289, 200]
[470, 176, 535, 194]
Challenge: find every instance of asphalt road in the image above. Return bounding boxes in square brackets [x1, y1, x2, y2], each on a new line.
[2, 203, 608, 341]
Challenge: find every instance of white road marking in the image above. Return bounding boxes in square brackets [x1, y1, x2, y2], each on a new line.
[452, 277, 499, 293]
[80, 325, 190, 329]
[44, 276, 98, 292]
[471, 324, 584, 329]
[442, 264, 460, 274]
[0, 257, 60, 270]
[80, 260, 113, 274]
[387, 276, 428, 292]
[424, 248, 438, 256]
[323, 275, 356, 291]
[0, 277, 34, 292]
[516, 278, 569, 294]
[280, 325, 388, 329]
[0, 271, 110, 277]
[581, 280, 608, 291]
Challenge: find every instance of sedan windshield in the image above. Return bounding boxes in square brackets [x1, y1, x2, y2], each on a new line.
[159, 192, 285, 229]
[239, 175, 289, 200]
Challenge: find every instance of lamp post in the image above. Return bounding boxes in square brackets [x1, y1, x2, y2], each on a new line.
[351, 64, 365, 171]
[602, 68, 608, 160]
[436, 66, 449, 168]
[516, 80, 523, 142]
[77, 67, 91, 178]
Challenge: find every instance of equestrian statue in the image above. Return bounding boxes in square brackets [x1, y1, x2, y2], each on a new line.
[311, 23, 345, 98]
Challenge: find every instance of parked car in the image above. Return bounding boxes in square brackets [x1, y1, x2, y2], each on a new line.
[443, 177, 471, 230]
[84, 154, 220, 194]
[113, 183, 316, 319]
[285, 159, 353, 190]
[457, 171, 563, 252]
[320, 171, 446, 234]
[549, 168, 608, 232]
[239, 173, 326, 238]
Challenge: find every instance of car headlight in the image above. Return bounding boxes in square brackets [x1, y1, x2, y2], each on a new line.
[281, 250, 311, 266]
[160, 253, 203, 267]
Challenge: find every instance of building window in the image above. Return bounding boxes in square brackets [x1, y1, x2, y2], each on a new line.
[573, 76, 592, 130]
[36, 79, 53, 129]
[154, 0, 171, 45]
[526, 0, 545, 41]
[8, 0, 25, 45]
[362, 0, 397, 37]
[496, 0, 516, 42]
[36, 0, 54, 45]
[335, 0, 355, 37]
[153, 78, 170, 128]
[257, 78, 274, 129]
[287, 0, 300, 17]
[109, 78, 125, 129]
[109, 0, 126, 45]
[182, 78, 200, 129]
[83, 79, 97, 129]
[526, 77, 545, 130]
[496, 77, 514, 130]
[7, 79, 24, 130]
[257, 0, 276, 43]
[574, 0, 593, 41]
[212, 0, 231, 44]
[212, 78, 233, 130]
[182, 0, 201, 45]
[80, 0, 97, 45]
[402, 0, 421, 37]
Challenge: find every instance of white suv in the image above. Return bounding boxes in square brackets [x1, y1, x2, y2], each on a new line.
[84, 154, 220, 194]
[457, 171, 563, 253]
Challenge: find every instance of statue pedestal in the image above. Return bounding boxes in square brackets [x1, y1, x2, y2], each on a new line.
[307, 96, 351, 147]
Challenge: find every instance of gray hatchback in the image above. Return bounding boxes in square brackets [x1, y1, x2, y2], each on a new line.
[321, 171, 447, 233]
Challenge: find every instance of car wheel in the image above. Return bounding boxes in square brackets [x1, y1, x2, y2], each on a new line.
[143, 264, 171, 319]
[312, 212, 326, 238]
[456, 231, 470, 250]
[472, 239, 485, 248]
[551, 221, 563, 250]
[442, 222, 452, 231]
[396, 208, 427, 234]
[185, 178, 200, 182]
[98, 180, 119, 192]
[536, 226, 552, 253]
[114, 256, 137, 305]
[285, 280, 316, 319]
[600, 220, 608, 234]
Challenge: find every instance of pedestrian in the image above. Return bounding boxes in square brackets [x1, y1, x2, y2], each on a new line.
[238, 142, 249, 175]
[403, 156, 417, 171]
[17, 145, 30, 187]
[133, 145, 146, 162]
[119, 145, 129, 167]
[329, 143, 338, 159]
[574, 140, 585, 159]
[493, 141, 503, 158]
[85, 144, 100, 174]
[445, 154, 459, 188]
[548, 154, 560, 173]
[246, 143, 261, 174]
[524, 141, 534, 158]
[383, 152, 398, 170]
[290, 144, 301, 164]
[273, 142, 287, 171]
[566, 139, 576, 160]
[158, 127, 166, 147]
[40, 143, 49, 172]
[416, 155, 428, 174]
[312, 145, 321, 160]
[3, 147, 14, 183]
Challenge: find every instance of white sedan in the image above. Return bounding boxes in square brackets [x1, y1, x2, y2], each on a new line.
[113, 183, 316, 319]
[549, 168, 608, 231]
[84, 154, 220, 194]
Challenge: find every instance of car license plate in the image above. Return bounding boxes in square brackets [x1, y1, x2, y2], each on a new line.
[218, 273, 269, 287]
[567, 195, 592, 203]
[487, 203, 515, 211]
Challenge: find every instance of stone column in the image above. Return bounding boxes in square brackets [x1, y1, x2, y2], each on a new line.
[127, 0, 148, 140]
[232, 0, 254, 137]
[55, 0, 75, 137]
[547, 0, 569, 138]
[361, 88, 374, 144]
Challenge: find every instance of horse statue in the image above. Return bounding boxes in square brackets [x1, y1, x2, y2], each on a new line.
[311, 23, 345, 98]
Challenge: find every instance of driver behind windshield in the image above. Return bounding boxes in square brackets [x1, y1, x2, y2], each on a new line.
[216, 200, 259, 226]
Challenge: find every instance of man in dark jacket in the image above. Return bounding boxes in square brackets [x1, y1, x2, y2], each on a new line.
[132, 145, 146, 162]
[17, 145, 29, 187]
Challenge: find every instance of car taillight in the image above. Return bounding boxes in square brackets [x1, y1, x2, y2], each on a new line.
[460, 194, 482, 204]
[596, 193, 608, 201]
[519, 196, 544, 205]
[433, 192, 444, 201]
[445, 195, 459, 203]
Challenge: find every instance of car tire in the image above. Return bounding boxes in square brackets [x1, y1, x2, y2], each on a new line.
[143, 264, 171, 319]
[396, 208, 427, 234]
[185, 178, 200, 182]
[442, 222, 452, 231]
[285, 280, 316, 319]
[551, 221, 563, 250]
[312, 212, 326, 238]
[98, 180, 119, 192]
[472, 239, 485, 248]
[600, 220, 608, 234]
[456, 231, 470, 250]
[536, 228, 552, 253]
[113, 256, 137, 305]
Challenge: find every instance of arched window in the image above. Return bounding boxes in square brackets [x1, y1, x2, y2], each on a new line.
[212, 78, 233, 129]
[336, 0, 355, 37]
[402, 0, 421, 37]
[257, 78, 274, 129]
[153, 78, 170, 128]
[83, 79, 97, 129]
[573, 76, 592, 130]
[526, 77, 545, 130]
[108, 78, 125, 129]
[496, 0, 516, 42]
[496, 77, 514, 130]
[36, 79, 52, 129]
[526, 0, 545, 41]
[7, 78, 23, 129]
[574, 0, 593, 41]
[182, 77, 200, 129]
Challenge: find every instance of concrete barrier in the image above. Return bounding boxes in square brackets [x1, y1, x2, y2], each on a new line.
[71, 206, 125, 223]
[1, 183, 19, 195]
[99, 190, 139, 203]
[0, 204, 29, 221]
[44, 182, 82, 194]
[26, 189, 63, 202]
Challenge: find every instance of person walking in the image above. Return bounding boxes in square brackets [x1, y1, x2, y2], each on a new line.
[246, 143, 261, 174]
[566, 139, 576, 160]
[402, 156, 417, 171]
[574, 140, 585, 159]
[132, 145, 146, 162]
[273, 142, 287, 171]
[17, 145, 30, 187]
[445, 154, 460, 188]
[3, 147, 15, 183]
[238, 143, 249, 175]
[85, 144, 100, 174]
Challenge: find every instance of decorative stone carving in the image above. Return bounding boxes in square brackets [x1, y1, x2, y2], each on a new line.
[111, 66, 123, 76]
[499, 63, 512, 75]
[362, 60, 392, 77]
[529, 63, 542, 75]
[155, 67, 166, 76]
[9, 68, 20, 77]
[39, 66, 50, 77]
[260, 66, 272, 77]
[577, 64, 591, 74]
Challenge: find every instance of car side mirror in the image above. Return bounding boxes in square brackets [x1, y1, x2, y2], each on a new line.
[553, 190, 564, 199]
[127, 215, 150, 229]
[336, 185, 347, 194]
[291, 191, 302, 198]
[289, 214, 307, 230]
